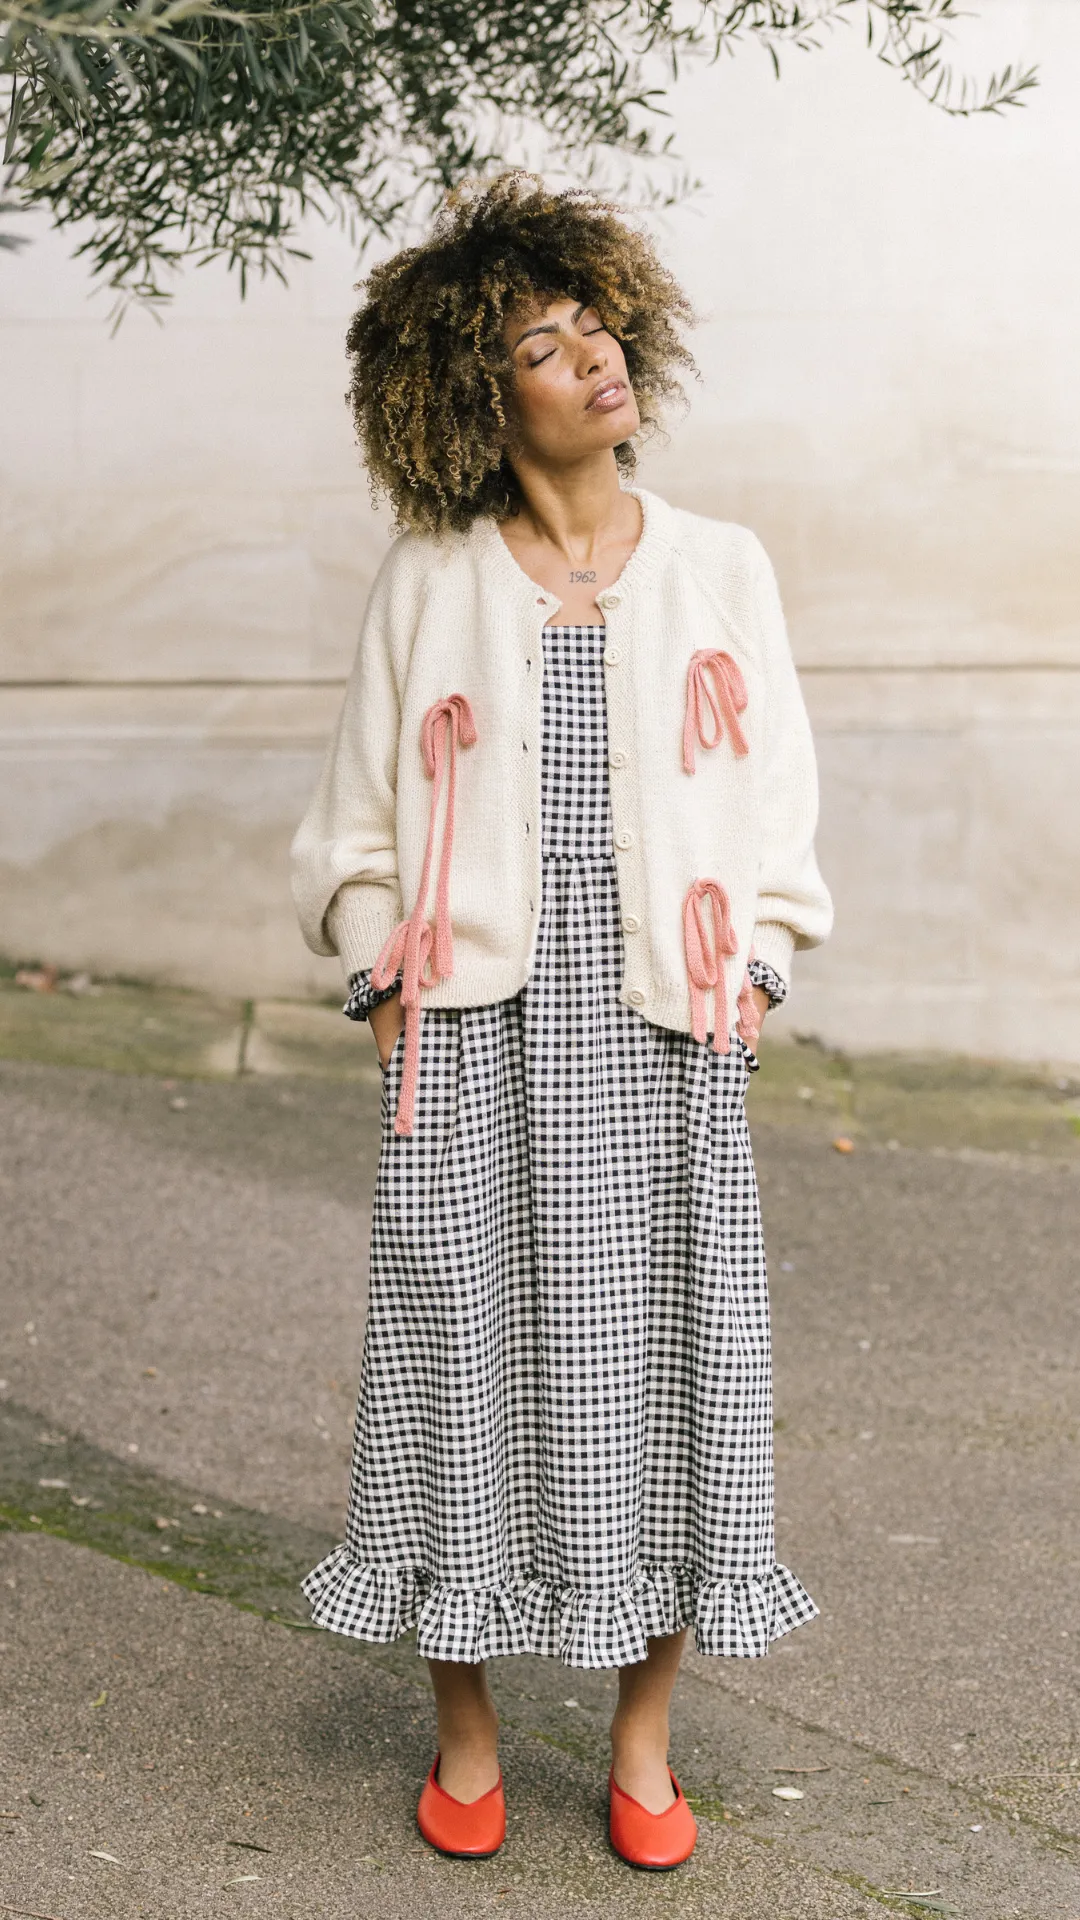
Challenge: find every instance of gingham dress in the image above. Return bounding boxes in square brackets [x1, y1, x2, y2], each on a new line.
[302, 625, 817, 1668]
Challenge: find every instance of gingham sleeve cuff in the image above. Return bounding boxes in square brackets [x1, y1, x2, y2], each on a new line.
[343, 968, 402, 1023]
[747, 958, 788, 1009]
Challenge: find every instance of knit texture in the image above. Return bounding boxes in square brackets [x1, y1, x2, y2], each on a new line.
[291, 488, 831, 1037]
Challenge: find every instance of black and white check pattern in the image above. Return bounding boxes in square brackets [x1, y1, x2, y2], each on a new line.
[304, 625, 817, 1667]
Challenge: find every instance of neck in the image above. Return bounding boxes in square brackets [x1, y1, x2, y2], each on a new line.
[507, 449, 633, 561]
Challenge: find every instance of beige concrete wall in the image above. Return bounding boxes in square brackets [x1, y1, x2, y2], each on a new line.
[2, 0, 1078, 1058]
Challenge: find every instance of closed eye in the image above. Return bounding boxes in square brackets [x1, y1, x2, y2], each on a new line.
[524, 322, 607, 367]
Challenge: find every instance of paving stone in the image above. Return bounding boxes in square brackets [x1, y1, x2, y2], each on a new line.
[0, 975, 245, 1079]
[245, 998, 380, 1082]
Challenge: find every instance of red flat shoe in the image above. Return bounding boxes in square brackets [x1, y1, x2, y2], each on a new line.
[609, 1767, 697, 1870]
[417, 1753, 506, 1858]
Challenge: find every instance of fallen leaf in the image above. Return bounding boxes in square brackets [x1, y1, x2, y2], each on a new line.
[224, 1874, 261, 1884]
[888, 1534, 940, 1546]
[227, 1839, 271, 1853]
[831, 1136, 855, 1154]
[169, 1097, 188, 1112]
[69, 1495, 92, 1508]
[772, 1785, 804, 1800]
[773, 1764, 829, 1774]
[37, 1479, 68, 1490]
[143, 1367, 158, 1378]
[88, 1848, 123, 1864]
[14, 966, 57, 993]
[90, 1691, 107, 1709]
[191, 1503, 208, 1515]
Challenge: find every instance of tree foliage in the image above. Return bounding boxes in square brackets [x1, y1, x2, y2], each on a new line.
[0, 0, 1036, 308]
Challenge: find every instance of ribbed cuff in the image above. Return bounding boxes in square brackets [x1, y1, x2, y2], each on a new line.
[326, 884, 403, 979]
[751, 920, 796, 984]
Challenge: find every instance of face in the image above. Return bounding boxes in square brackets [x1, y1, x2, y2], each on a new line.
[502, 296, 641, 465]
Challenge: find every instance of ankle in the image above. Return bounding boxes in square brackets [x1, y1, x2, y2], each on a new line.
[434, 1712, 500, 1804]
[437, 1698, 499, 1756]
[611, 1705, 670, 1759]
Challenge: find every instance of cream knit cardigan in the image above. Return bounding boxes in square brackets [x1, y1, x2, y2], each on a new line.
[291, 487, 832, 1036]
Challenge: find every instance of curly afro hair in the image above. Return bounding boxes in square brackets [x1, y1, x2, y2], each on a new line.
[346, 171, 695, 535]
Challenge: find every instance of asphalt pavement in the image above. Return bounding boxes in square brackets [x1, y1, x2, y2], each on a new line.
[1, 1022, 1078, 1920]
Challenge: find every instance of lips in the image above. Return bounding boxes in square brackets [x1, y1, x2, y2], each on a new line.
[586, 379, 626, 413]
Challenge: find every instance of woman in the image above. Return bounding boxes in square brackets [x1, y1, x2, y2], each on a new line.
[291, 171, 832, 1870]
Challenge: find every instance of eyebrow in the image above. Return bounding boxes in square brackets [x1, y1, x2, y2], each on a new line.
[511, 303, 588, 351]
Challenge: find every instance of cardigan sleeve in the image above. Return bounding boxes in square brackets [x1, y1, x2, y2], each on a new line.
[290, 538, 418, 975]
[745, 535, 834, 981]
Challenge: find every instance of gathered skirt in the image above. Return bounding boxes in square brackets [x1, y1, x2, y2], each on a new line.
[303, 624, 817, 1668]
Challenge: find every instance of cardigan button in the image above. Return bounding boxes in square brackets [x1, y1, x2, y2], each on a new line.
[621, 914, 640, 934]
[608, 748, 627, 769]
[603, 646, 621, 667]
[614, 829, 633, 850]
[627, 987, 645, 1006]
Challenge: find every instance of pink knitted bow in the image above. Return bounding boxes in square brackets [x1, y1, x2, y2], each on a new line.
[683, 879, 739, 1053]
[373, 693, 477, 1136]
[682, 650, 749, 773]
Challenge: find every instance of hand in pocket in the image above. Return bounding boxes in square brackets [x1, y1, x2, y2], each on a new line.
[369, 992, 405, 1070]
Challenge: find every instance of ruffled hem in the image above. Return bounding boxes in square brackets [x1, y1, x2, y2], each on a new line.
[301, 1548, 818, 1668]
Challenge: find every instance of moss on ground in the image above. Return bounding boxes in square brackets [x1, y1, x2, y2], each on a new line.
[0, 1395, 332, 1624]
[747, 1034, 1080, 1158]
[2, 967, 1078, 1152]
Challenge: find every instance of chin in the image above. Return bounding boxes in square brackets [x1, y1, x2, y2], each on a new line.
[594, 405, 640, 447]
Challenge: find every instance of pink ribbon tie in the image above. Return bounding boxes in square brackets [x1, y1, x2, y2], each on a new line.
[683, 650, 749, 773]
[683, 879, 739, 1053]
[373, 693, 477, 1136]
